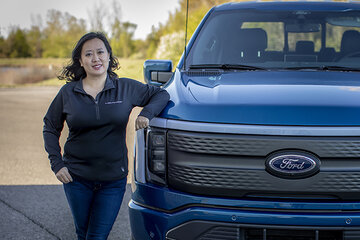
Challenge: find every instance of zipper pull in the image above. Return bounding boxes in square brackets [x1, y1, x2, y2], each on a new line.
[94, 100, 100, 120]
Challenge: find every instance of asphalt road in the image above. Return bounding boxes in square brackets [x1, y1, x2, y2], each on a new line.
[0, 86, 140, 240]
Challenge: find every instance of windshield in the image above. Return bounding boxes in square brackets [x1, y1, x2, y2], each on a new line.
[186, 9, 360, 70]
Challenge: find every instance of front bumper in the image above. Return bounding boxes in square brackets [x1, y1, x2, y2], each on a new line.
[129, 183, 360, 240]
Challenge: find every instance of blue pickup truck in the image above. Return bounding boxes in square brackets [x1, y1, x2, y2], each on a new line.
[129, 1, 360, 239]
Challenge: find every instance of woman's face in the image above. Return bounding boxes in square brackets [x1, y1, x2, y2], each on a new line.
[79, 38, 110, 79]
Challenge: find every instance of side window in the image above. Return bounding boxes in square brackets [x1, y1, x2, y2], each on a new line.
[326, 24, 360, 52]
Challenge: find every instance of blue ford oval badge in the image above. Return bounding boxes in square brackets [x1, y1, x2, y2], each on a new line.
[266, 151, 321, 179]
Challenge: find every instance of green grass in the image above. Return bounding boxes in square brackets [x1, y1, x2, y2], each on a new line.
[0, 58, 146, 87]
[32, 78, 65, 87]
[116, 59, 146, 83]
[0, 58, 68, 67]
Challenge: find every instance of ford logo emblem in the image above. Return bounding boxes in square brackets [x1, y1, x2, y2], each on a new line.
[265, 151, 320, 179]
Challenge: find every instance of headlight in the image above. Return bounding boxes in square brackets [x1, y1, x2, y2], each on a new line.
[146, 127, 167, 185]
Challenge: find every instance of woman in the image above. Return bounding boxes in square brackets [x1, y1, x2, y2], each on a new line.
[43, 32, 169, 240]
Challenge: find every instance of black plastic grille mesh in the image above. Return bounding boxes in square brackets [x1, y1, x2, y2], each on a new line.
[168, 131, 360, 157]
[196, 227, 343, 240]
[167, 130, 360, 199]
[167, 223, 347, 240]
[168, 164, 360, 194]
[169, 164, 271, 190]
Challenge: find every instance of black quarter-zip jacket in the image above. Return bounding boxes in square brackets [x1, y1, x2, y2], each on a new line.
[43, 76, 169, 181]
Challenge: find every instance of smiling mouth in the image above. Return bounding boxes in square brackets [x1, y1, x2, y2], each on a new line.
[92, 64, 103, 70]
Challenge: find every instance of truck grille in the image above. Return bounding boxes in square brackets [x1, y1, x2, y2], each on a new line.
[166, 220, 353, 240]
[167, 130, 360, 200]
[198, 228, 342, 240]
[168, 131, 360, 157]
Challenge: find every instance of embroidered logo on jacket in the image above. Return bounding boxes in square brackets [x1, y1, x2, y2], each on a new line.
[105, 100, 123, 105]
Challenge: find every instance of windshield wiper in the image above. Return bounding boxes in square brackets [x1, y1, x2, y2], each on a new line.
[189, 64, 266, 71]
[283, 66, 360, 72]
[321, 66, 360, 72]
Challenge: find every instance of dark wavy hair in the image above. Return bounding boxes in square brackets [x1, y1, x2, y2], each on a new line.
[58, 32, 120, 82]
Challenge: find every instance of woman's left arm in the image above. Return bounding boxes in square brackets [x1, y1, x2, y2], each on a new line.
[131, 79, 170, 129]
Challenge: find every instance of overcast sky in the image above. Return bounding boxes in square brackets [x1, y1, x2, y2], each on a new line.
[0, 0, 180, 39]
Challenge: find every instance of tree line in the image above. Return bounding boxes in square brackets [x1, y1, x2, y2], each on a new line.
[0, 0, 232, 61]
[0, 1, 142, 59]
[147, 0, 233, 63]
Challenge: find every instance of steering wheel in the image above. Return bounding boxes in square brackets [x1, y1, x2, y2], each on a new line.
[337, 51, 360, 61]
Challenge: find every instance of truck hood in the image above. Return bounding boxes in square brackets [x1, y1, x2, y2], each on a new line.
[160, 70, 360, 126]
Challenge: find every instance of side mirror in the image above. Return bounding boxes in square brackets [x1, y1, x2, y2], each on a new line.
[143, 60, 173, 86]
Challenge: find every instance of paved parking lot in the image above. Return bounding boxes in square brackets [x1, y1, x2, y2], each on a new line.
[0, 86, 138, 239]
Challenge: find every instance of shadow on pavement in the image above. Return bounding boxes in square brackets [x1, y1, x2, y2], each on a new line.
[0, 184, 131, 240]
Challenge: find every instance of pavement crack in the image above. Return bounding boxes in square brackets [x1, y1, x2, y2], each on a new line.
[0, 197, 61, 240]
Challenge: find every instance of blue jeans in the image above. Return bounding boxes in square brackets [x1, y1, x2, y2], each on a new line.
[63, 175, 127, 240]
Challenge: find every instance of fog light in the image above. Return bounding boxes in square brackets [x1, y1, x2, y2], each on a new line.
[152, 160, 166, 172]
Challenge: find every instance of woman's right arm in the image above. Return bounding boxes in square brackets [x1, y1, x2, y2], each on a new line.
[43, 88, 67, 178]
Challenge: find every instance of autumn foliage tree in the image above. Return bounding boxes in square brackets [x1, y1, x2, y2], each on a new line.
[151, 0, 233, 62]
[42, 10, 87, 58]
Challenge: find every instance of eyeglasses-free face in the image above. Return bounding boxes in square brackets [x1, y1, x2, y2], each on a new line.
[79, 38, 110, 79]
